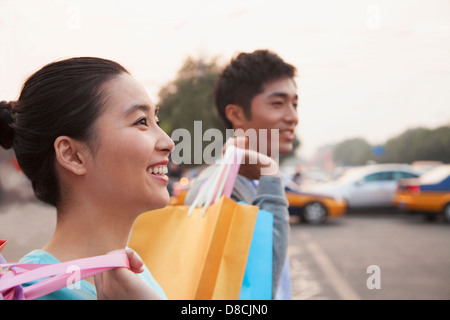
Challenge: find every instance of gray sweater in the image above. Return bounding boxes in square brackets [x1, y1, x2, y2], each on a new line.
[184, 165, 290, 298]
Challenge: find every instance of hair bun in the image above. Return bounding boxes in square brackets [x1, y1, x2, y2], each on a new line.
[0, 100, 15, 149]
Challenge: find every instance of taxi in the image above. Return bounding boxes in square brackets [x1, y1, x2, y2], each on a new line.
[286, 187, 347, 225]
[394, 164, 450, 222]
[170, 181, 347, 225]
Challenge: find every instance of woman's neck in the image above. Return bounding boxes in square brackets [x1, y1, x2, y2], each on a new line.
[42, 201, 137, 262]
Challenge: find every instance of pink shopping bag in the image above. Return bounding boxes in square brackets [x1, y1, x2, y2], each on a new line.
[0, 240, 129, 300]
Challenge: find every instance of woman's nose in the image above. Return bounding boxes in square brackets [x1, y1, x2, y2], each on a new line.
[157, 127, 175, 153]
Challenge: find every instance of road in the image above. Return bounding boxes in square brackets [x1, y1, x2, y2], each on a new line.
[1, 163, 449, 300]
[288, 209, 450, 300]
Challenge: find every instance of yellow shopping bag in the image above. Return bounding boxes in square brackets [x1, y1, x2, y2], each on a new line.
[128, 196, 258, 300]
[129, 145, 258, 300]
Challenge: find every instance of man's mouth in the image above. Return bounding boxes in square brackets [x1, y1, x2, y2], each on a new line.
[279, 129, 295, 140]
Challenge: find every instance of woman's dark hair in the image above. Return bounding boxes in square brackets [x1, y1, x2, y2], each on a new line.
[0, 57, 129, 206]
[214, 49, 297, 129]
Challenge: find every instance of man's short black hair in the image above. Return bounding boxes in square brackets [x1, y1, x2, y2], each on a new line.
[215, 49, 297, 129]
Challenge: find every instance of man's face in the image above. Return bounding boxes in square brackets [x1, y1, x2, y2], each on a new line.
[240, 77, 298, 157]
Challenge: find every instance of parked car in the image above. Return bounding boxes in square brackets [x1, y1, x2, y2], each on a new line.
[304, 163, 420, 209]
[394, 164, 450, 222]
[169, 179, 346, 225]
[410, 160, 443, 174]
[286, 188, 346, 224]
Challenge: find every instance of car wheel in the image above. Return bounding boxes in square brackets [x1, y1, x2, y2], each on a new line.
[443, 203, 450, 224]
[302, 202, 327, 225]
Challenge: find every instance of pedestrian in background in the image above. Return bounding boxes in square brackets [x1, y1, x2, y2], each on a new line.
[185, 49, 299, 299]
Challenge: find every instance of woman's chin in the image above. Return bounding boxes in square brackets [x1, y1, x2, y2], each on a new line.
[144, 193, 171, 211]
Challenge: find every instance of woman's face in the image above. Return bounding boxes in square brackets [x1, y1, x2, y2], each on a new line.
[86, 72, 174, 214]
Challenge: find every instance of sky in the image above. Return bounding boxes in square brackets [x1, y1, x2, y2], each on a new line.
[1, 0, 449, 160]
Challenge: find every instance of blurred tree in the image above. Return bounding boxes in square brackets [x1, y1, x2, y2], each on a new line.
[157, 56, 224, 135]
[383, 125, 450, 163]
[157, 56, 225, 167]
[332, 137, 372, 166]
[331, 124, 450, 166]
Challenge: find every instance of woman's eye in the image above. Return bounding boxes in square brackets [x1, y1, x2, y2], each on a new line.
[135, 117, 148, 126]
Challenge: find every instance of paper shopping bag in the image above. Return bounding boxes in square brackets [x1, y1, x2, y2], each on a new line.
[128, 196, 258, 300]
[239, 209, 273, 300]
[0, 240, 6, 253]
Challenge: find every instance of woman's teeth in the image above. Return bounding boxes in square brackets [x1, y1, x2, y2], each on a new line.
[148, 166, 168, 175]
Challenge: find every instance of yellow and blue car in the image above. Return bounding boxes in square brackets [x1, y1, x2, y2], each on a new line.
[170, 179, 347, 225]
[394, 164, 450, 222]
[286, 188, 347, 225]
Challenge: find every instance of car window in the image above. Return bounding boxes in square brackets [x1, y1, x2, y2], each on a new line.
[364, 171, 393, 182]
[393, 171, 419, 180]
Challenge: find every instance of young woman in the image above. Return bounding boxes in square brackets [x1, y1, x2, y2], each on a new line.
[0, 57, 174, 299]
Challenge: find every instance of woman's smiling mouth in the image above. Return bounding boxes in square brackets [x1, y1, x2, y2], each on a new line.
[147, 163, 169, 183]
[147, 165, 168, 175]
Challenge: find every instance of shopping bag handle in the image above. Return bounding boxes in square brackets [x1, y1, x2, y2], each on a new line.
[205, 145, 244, 203]
[0, 251, 129, 300]
[188, 145, 244, 216]
[0, 240, 6, 253]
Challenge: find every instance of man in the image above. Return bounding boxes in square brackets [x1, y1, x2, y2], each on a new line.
[184, 49, 298, 299]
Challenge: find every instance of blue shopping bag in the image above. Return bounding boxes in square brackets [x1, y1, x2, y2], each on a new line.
[239, 208, 273, 300]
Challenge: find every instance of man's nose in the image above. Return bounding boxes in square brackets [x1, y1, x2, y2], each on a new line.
[285, 103, 298, 125]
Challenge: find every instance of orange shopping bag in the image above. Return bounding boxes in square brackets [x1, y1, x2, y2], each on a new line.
[129, 196, 258, 300]
[128, 146, 258, 300]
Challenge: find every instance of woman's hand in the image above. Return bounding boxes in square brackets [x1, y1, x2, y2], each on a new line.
[224, 137, 279, 180]
[94, 248, 162, 300]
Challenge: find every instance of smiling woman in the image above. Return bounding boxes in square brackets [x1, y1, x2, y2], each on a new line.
[0, 57, 174, 300]
[83, 72, 174, 214]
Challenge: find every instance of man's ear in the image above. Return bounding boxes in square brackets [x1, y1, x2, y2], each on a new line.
[224, 104, 247, 129]
[54, 136, 88, 176]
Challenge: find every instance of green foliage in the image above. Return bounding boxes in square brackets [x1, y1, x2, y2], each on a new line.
[157, 57, 225, 167]
[332, 125, 450, 166]
[383, 126, 450, 163]
[332, 138, 373, 166]
[157, 56, 224, 135]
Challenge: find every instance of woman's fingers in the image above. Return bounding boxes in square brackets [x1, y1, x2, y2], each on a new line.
[104, 248, 143, 273]
[95, 248, 160, 300]
[124, 248, 144, 274]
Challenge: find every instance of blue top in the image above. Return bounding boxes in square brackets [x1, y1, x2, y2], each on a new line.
[19, 249, 168, 300]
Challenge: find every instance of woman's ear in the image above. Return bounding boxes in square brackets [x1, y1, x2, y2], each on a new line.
[224, 104, 247, 129]
[54, 136, 88, 176]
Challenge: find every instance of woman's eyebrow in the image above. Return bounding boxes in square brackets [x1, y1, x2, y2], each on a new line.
[124, 104, 152, 116]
